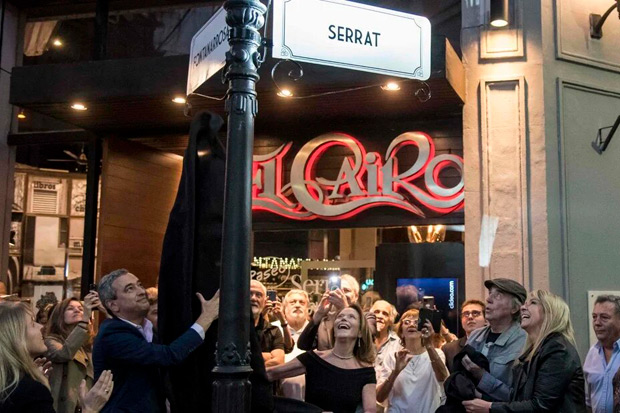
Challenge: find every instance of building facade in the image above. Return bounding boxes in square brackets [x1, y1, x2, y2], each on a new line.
[1, 0, 620, 356]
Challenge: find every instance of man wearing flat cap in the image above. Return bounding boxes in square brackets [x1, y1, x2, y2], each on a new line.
[461, 278, 528, 401]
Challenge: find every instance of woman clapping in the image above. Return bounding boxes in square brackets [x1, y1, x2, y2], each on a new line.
[0, 301, 112, 413]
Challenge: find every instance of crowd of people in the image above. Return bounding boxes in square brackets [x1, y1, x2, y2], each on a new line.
[1, 269, 620, 413]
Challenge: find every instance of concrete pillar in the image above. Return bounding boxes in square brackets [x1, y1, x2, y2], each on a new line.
[0, 3, 20, 288]
[461, 0, 549, 301]
[339, 228, 376, 262]
[339, 228, 376, 281]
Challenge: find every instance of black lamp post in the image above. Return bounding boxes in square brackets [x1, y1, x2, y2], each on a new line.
[212, 0, 267, 412]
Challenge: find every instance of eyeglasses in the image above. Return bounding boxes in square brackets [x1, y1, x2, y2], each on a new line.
[461, 310, 483, 318]
[401, 318, 417, 326]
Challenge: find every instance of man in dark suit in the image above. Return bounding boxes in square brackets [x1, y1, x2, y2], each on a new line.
[93, 268, 219, 412]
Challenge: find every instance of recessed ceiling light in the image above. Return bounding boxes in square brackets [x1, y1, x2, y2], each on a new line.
[71, 103, 87, 111]
[277, 89, 293, 97]
[172, 96, 186, 104]
[381, 82, 401, 91]
[490, 19, 508, 27]
[17, 109, 26, 119]
[52, 39, 63, 47]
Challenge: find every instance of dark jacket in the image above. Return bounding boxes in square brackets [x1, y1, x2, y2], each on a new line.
[157, 111, 274, 412]
[257, 317, 285, 353]
[443, 336, 467, 372]
[93, 318, 203, 412]
[0, 375, 54, 413]
[490, 333, 586, 413]
[438, 345, 490, 413]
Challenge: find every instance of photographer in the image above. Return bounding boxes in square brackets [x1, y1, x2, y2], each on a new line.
[376, 308, 448, 412]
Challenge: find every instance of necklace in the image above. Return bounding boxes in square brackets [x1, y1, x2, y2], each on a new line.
[332, 350, 355, 360]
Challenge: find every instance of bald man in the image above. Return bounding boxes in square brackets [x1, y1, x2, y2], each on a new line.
[250, 280, 285, 367]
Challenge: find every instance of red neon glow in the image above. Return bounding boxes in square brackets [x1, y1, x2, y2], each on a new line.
[251, 132, 464, 220]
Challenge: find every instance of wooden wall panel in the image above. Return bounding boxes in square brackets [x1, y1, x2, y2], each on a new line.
[97, 138, 183, 288]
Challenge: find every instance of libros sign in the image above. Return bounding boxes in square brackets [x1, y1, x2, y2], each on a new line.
[252, 132, 463, 220]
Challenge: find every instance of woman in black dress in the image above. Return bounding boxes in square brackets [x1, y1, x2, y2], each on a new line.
[267, 302, 377, 413]
[0, 301, 113, 413]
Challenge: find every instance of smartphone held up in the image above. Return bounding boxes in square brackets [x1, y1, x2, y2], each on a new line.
[327, 275, 341, 291]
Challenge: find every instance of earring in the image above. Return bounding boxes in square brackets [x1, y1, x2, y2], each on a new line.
[357, 337, 361, 348]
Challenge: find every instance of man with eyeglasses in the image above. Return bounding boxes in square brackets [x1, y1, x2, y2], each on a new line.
[459, 278, 527, 402]
[442, 299, 487, 372]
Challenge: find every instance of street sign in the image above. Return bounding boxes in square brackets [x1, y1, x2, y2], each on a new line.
[271, 0, 431, 80]
[187, 7, 229, 95]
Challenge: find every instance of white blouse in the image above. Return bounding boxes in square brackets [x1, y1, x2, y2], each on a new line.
[377, 348, 446, 413]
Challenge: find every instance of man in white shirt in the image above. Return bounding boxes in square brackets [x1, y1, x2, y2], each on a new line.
[583, 294, 620, 413]
[371, 300, 402, 371]
[272, 289, 310, 400]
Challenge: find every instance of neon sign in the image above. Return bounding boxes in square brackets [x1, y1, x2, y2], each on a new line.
[252, 132, 463, 220]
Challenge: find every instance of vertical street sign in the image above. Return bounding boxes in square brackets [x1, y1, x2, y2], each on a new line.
[187, 7, 229, 95]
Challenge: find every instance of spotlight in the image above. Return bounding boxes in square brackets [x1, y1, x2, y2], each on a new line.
[52, 39, 63, 47]
[490, 0, 509, 27]
[277, 89, 293, 97]
[17, 109, 26, 119]
[381, 82, 401, 91]
[172, 96, 186, 104]
[71, 103, 87, 111]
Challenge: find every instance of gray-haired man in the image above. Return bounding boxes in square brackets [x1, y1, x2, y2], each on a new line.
[584, 294, 620, 413]
[461, 278, 527, 401]
[93, 269, 219, 412]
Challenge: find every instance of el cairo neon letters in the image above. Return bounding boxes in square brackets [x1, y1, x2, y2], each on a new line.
[252, 132, 464, 220]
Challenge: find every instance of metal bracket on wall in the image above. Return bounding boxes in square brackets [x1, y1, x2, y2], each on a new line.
[589, 1, 620, 39]
[592, 115, 620, 154]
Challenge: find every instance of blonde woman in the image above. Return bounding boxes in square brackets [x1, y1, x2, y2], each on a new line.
[267, 303, 377, 413]
[462, 290, 586, 413]
[0, 301, 112, 413]
[376, 308, 449, 413]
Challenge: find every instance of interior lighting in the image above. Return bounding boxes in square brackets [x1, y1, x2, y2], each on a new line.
[172, 96, 186, 104]
[277, 89, 293, 98]
[381, 82, 401, 91]
[490, 0, 509, 27]
[17, 109, 26, 119]
[71, 103, 87, 111]
[52, 38, 63, 47]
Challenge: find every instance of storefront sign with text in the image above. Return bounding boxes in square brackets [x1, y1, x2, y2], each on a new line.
[252, 132, 464, 220]
[250, 256, 332, 295]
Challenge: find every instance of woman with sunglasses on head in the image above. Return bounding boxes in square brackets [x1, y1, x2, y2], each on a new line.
[375, 308, 449, 413]
[267, 302, 377, 413]
[462, 290, 586, 413]
[44, 293, 101, 413]
[0, 301, 113, 413]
